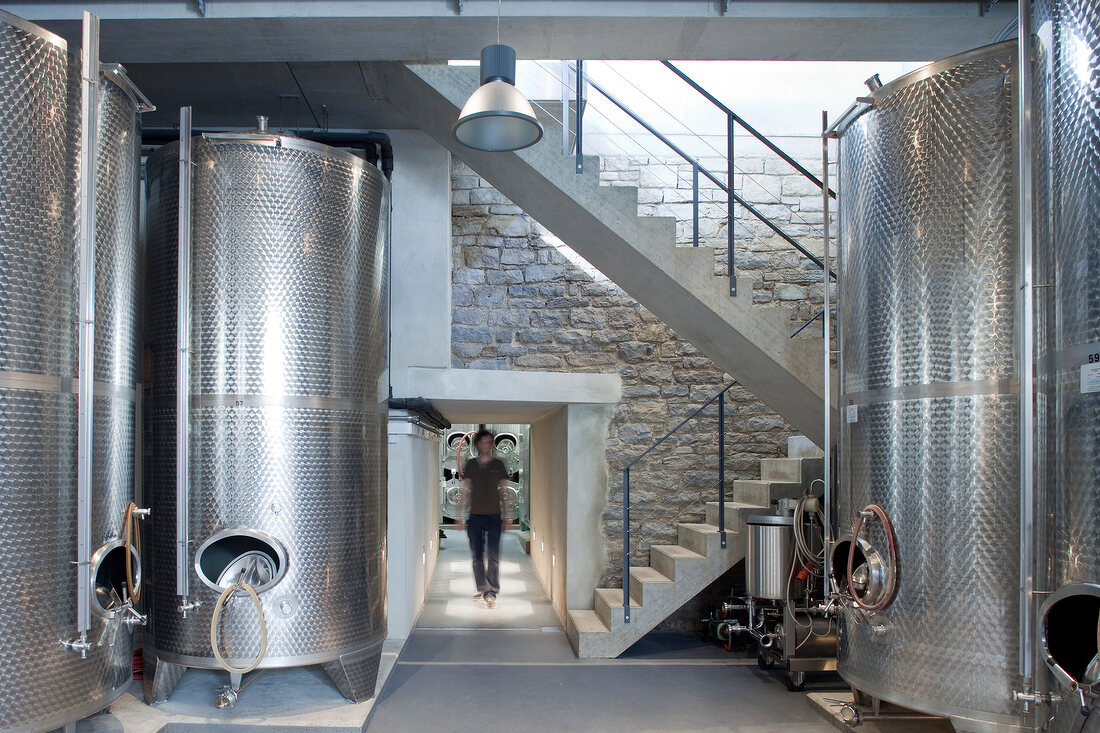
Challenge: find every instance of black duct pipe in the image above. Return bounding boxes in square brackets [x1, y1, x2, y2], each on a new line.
[141, 127, 394, 180]
[388, 397, 450, 432]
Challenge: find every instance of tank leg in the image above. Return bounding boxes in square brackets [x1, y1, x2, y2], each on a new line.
[322, 640, 385, 703]
[143, 652, 187, 704]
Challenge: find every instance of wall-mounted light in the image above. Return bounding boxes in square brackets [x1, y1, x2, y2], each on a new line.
[453, 43, 543, 152]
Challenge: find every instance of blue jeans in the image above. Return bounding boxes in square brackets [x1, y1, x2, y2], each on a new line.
[467, 514, 501, 596]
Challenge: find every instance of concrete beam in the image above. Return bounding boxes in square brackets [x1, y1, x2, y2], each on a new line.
[14, 2, 1017, 63]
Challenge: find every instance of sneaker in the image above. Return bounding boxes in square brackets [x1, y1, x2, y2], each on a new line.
[484, 594, 497, 609]
[472, 592, 484, 601]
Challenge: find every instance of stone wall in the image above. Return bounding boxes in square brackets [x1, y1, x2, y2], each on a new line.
[450, 162, 798, 629]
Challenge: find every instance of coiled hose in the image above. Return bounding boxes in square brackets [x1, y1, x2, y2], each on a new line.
[846, 503, 899, 612]
[123, 501, 142, 603]
[210, 579, 268, 675]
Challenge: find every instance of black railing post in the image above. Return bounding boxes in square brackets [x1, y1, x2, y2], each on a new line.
[692, 163, 700, 248]
[718, 391, 727, 549]
[575, 60, 584, 174]
[727, 112, 736, 296]
[623, 467, 631, 623]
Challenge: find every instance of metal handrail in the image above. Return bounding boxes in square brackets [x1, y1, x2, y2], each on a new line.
[791, 308, 826, 338]
[662, 61, 836, 200]
[570, 62, 837, 288]
[621, 382, 735, 623]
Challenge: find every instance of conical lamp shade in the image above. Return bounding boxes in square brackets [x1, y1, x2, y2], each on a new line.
[453, 44, 543, 152]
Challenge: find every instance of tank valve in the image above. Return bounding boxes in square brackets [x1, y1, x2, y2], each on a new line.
[215, 685, 238, 709]
[759, 634, 776, 648]
[1013, 690, 1062, 705]
[61, 634, 94, 659]
[870, 624, 888, 638]
[840, 704, 862, 726]
[178, 598, 202, 617]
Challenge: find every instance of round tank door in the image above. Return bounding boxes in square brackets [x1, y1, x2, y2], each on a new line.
[90, 540, 142, 615]
[195, 529, 288, 593]
[1040, 583, 1100, 695]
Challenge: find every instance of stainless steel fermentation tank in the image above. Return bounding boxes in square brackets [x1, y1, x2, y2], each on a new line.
[0, 10, 147, 732]
[143, 126, 389, 703]
[835, 42, 1023, 731]
[1032, 1, 1100, 727]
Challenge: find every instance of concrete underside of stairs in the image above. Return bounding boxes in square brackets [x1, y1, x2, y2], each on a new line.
[363, 60, 837, 446]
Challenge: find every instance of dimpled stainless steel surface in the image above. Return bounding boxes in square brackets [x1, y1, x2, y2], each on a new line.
[1033, 0, 1100, 595]
[144, 135, 389, 681]
[1033, 3, 1100, 729]
[0, 13, 141, 732]
[836, 43, 1023, 729]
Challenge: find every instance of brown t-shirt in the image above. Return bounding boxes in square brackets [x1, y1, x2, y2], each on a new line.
[463, 457, 509, 515]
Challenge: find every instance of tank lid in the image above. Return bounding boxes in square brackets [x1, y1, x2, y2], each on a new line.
[746, 514, 794, 526]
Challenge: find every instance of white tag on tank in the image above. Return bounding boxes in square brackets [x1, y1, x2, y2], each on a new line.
[1081, 362, 1100, 394]
[846, 404, 858, 423]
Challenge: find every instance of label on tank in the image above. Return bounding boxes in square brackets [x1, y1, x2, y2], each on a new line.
[1081, 362, 1100, 394]
[846, 404, 859, 423]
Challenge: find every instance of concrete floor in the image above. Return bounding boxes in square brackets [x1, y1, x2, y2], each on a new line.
[72, 529, 877, 732]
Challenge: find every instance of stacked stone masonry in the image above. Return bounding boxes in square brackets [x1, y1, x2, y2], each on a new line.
[450, 161, 801, 630]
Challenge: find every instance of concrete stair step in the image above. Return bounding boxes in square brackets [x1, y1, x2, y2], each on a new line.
[628, 565, 674, 606]
[566, 609, 609, 656]
[760, 456, 825, 486]
[649, 543, 705, 581]
[733, 478, 803, 507]
[595, 587, 641, 629]
[705, 500, 769, 527]
[677, 522, 730, 558]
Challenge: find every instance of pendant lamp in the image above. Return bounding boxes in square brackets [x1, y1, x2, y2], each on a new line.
[453, 44, 544, 152]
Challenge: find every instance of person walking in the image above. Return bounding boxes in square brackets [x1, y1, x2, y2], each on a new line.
[456, 429, 512, 608]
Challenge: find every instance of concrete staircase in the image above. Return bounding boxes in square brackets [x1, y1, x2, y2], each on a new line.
[363, 61, 835, 446]
[566, 439, 824, 658]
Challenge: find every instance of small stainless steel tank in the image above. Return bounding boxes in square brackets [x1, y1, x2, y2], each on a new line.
[746, 515, 795, 601]
[143, 127, 389, 703]
[0, 10, 144, 732]
[835, 42, 1022, 731]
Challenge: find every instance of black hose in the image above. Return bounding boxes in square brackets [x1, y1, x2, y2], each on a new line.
[389, 397, 450, 431]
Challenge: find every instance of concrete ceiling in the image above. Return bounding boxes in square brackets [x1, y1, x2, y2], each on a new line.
[51, 0, 1016, 131]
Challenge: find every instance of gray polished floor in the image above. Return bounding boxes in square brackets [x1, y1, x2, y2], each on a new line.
[365, 531, 842, 733]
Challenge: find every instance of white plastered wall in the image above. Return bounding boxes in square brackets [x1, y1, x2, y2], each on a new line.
[385, 414, 442, 640]
[529, 403, 613, 622]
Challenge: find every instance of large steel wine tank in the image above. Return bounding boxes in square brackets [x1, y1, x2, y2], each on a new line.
[1032, 2, 1100, 725]
[144, 128, 389, 702]
[0, 10, 144, 732]
[835, 42, 1022, 731]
